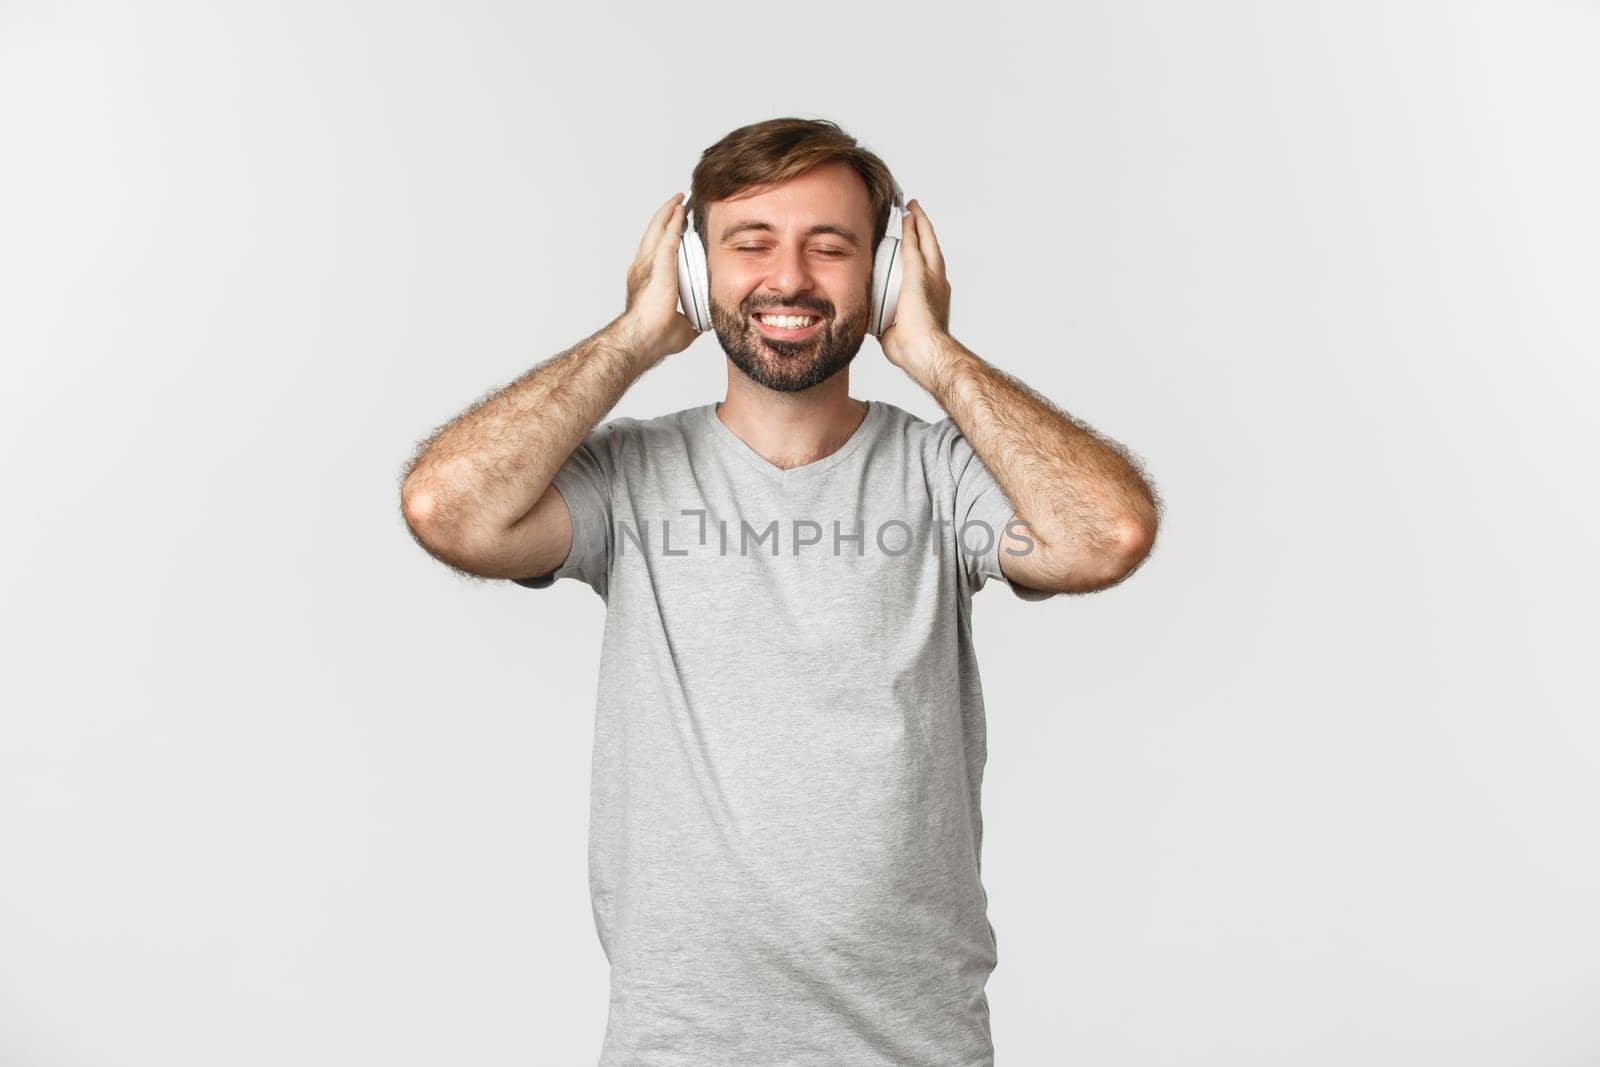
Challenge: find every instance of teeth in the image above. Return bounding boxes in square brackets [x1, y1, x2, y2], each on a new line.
[758, 314, 816, 328]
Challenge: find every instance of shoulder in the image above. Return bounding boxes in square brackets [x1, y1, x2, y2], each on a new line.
[868, 400, 968, 466]
[575, 406, 705, 482]
[866, 400, 947, 449]
[585, 405, 700, 450]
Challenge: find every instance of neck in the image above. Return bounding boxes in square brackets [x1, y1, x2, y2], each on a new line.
[713, 375, 869, 470]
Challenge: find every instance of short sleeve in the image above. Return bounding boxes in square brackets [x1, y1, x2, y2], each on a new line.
[511, 422, 618, 598]
[939, 417, 1057, 601]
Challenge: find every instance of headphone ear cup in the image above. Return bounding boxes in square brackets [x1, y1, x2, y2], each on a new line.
[677, 219, 711, 332]
[870, 231, 903, 337]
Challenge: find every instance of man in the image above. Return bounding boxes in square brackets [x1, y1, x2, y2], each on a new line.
[401, 117, 1160, 1065]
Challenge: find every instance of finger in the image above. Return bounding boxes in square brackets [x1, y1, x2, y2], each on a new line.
[637, 193, 685, 258]
[637, 193, 683, 257]
[899, 202, 922, 264]
[909, 200, 944, 276]
[655, 202, 686, 266]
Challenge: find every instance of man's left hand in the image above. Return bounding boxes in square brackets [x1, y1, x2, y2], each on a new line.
[879, 199, 953, 377]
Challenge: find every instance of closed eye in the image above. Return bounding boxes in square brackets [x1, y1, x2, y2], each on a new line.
[734, 246, 848, 257]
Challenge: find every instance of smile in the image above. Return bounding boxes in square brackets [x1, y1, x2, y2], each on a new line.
[752, 313, 823, 340]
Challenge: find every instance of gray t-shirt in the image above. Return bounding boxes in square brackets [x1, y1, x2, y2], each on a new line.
[517, 398, 1052, 1066]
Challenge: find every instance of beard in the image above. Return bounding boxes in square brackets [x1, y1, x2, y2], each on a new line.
[709, 283, 871, 394]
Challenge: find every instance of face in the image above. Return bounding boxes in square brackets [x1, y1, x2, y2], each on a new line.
[704, 161, 877, 393]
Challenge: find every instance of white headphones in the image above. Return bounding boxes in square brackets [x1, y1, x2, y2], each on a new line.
[676, 178, 907, 337]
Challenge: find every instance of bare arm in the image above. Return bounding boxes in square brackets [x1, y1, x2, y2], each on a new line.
[918, 333, 1161, 594]
[400, 193, 697, 580]
[399, 315, 657, 579]
[880, 199, 1161, 596]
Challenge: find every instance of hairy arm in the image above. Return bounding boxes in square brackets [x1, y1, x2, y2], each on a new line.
[881, 199, 1160, 596]
[915, 332, 1162, 594]
[399, 314, 658, 580]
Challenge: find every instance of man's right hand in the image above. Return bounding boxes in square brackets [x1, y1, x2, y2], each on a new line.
[618, 193, 699, 365]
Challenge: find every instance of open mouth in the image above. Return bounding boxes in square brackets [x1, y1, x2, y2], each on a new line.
[752, 313, 823, 340]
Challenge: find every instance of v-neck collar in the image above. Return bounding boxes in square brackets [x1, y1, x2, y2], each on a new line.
[702, 399, 882, 484]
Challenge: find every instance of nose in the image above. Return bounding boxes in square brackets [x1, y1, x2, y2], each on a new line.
[762, 241, 818, 306]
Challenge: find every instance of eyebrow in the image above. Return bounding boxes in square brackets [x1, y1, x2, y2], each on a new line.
[719, 220, 861, 248]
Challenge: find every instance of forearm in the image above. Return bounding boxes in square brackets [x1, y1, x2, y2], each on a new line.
[914, 332, 1160, 562]
[401, 313, 657, 548]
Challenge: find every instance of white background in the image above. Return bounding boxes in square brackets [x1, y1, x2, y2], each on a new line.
[3, 1, 1597, 1064]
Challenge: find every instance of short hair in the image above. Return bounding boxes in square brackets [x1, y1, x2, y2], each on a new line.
[689, 117, 901, 255]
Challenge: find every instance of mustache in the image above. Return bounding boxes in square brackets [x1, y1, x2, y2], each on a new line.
[748, 303, 831, 317]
